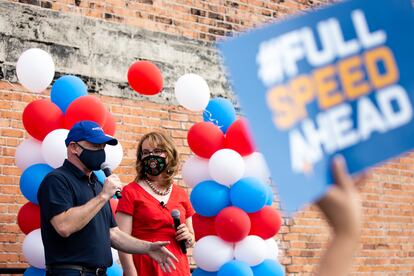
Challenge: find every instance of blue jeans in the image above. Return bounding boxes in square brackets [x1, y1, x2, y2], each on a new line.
[46, 268, 104, 276]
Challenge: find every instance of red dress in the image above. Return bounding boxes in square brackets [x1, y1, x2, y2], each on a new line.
[116, 182, 195, 276]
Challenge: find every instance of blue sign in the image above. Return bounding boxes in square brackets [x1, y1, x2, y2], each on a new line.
[219, 0, 414, 212]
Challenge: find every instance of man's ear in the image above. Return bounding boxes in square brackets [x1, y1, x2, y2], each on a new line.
[67, 142, 78, 154]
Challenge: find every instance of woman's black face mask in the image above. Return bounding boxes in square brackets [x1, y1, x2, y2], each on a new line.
[142, 155, 167, 176]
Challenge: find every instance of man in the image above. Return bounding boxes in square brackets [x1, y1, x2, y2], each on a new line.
[37, 120, 178, 276]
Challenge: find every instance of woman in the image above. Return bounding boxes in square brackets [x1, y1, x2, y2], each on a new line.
[116, 132, 195, 276]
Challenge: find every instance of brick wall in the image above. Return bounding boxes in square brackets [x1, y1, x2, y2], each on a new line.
[1, 0, 414, 275]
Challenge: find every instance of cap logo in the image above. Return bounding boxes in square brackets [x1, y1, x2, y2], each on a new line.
[92, 127, 103, 131]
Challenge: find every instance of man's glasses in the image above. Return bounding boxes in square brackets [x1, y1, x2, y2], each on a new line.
[141, 148, 166, 157]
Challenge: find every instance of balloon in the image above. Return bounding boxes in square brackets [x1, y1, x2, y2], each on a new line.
[24, 267, 46, 276]
[234, 235, 266, 266]
[217, 260, 253, 276]
[264, 238, 279, 260]
[94, 170, 106, 184]
[104, 142, 124, 171]
[187, 122, 225, 158]
[111, 247, 121, 266]
[64, 96, 107, 129]
[22, 229, 45, 269]
[41, 129, 69, 168]
[16, 48, 55, 93]
[225, 118, 256, 156]
[174, 73, 210, 111]
[20, 164, 53, 204]
[22, 99, 64, 141]
[192, 213, 216, 241]
[103, 110, 116, 136]
[266, 185, 274, 206]
[215, 206, 250, 242]
[110, 198, 119, 218]
[17, 202, 40, 235]
[203, 97, 236, 133]
[192, 268, 217, 276]
[209, 149, 245, 186]
[230, 177, 268, 213]
[251, 260, 285, 276]
[15, 138, 45, 171]
[182, 155, 211, 188]
[243, 152, 271, 184]
[248, 206, 282, 239]
[127, 60, 163, 95]
[190, 180, 230, 217]
[193, 236, 233, 272]
[107, 263, 123, 276]
[50, 75, 88, 112]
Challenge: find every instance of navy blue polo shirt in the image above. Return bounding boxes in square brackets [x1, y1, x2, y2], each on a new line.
[37, 160, 116, 267]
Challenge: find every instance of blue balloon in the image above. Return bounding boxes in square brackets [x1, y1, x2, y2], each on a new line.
[230, 177, 268, 213]
[107, 263, 123, 276]
[190, 180, 231, 217]
[218, 260, 253, 276]
[93, 170, 106, 185]
[251, 259, 285, 276]
[266, 185, 274, 206]
[203, 97, 236, 133]
[20, 163, 53, 204]
[24, 267, 46, 276]
[193, 268, 217, 276]
[51, 75, 88, 113]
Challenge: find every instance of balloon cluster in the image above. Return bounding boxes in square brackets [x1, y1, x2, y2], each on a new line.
[15, 48, 123, 275]
[179, 94, 285, 275]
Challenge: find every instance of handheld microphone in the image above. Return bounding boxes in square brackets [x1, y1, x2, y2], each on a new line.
[171, 209, 187, 254]
[101, 163, 122, 199]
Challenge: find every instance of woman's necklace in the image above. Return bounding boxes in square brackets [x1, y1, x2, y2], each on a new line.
[145, 179, 172, 196]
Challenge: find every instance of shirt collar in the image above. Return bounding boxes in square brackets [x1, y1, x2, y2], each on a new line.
[63, 159, 88, 179]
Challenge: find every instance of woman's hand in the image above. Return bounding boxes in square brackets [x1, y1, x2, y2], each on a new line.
[176, 223, 194, 247]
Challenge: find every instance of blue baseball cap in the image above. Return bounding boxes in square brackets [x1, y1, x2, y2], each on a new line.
[65, 120, 118, 146]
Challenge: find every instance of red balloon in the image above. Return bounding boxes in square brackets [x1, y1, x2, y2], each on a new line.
[110, 198, 118, 218]
[248, 206, 282, 239]
[187, 122, 225, 158]
[127, 61, 163, 95]
[17, 202, 40, 234]
[102, 110, 116, 136]
[64, 96, 107, 129]
[22, 99, 64, 141]
[215, 206, 251, 242]
[225, 118, 256, 156]
[192, 213, 216, 241]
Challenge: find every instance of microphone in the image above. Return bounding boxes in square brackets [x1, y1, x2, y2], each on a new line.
[171, 209, 187, 254]
[101, 163, 122, 199]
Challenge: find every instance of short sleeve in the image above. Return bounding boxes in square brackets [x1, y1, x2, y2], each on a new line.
[37, 174, 74, 221]
[181, 188, 195, 219]
[108, 203, 117, 228]
[116, 185, 135, 216]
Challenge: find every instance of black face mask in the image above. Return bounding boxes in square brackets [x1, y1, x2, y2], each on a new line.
[142, 155, 167, 176]
[76, 143, 106, 171]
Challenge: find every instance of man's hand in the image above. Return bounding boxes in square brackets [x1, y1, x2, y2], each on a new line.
[101, 174, 122, 201]
[316, 155, 367, 276]
[148, 241, 179, 273]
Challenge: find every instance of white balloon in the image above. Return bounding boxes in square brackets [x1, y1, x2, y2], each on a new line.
[243, 152, 271, 184]
[193, 235, 234, 272]
[15, 138, 45, 171]
[209, 149, 245, 186]
[41, 129, 69, 168]
[111, 247, 121, 266]
[234, 235, 266, 266]
[22, 229, 45, 269]
[16, 48, 55, 93]
[174, 73, 210, 111]
[104, 142, 123, 171]
[264, 238, 279, 260]
[182, 155, 211, 187]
